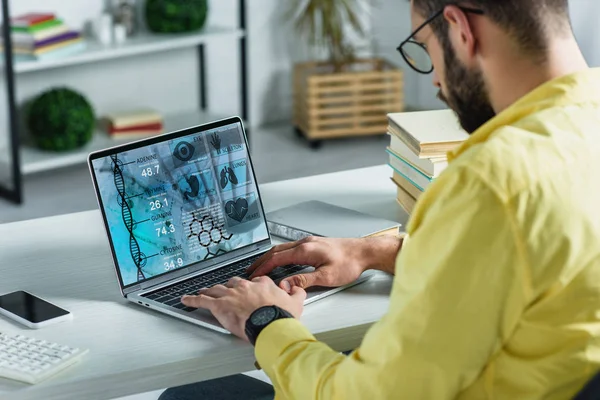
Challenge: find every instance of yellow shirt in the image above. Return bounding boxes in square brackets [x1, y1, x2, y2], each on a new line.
[255, 68, 600, 399]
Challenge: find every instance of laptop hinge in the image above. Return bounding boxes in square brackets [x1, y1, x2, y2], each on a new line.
[123, 285, 142, 297]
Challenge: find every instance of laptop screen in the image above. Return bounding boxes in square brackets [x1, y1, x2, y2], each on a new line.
[90, 119, 269, 288]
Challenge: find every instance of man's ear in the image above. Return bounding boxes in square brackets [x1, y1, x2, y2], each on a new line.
[443, 5, 477, 64]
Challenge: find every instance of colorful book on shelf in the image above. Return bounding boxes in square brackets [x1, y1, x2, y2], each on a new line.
[106, 109, 164, 130]
[387, 109, 468, 158]
[12, 37, 83, 56]
[387, 148, 432, 191]
[10, 13, 55, 28]
[11, 24, 70, 46]
[12, 18, 63, 34]
[391, 172, 423, 200]
[396, 184, 417, 215]
[13, 40, 86, 62]
[110, 122, 164, 134]
[12, 31, 80, 52]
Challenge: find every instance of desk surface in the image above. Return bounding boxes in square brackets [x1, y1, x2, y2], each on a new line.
[0, 165, 408, 400]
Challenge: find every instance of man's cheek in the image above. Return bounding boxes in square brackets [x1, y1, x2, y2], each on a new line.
[432, 68, 442, 88]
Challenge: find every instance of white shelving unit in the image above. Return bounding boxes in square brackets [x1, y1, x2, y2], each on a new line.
[17, 109, 229, 174]
[6, 27, 244, 74]
[0, 0, 250, 204]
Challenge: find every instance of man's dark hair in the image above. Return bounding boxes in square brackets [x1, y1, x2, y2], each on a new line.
[413, 0, 571, 58]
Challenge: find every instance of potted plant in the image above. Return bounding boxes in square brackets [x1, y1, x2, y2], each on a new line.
[289, 0, 404, 148]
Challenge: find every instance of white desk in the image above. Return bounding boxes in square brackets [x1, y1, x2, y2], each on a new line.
[0, 165, 408, 400]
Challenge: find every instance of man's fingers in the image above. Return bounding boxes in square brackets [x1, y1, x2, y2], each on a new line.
[197, 284, 228, 298]
[250, 244, 317, 279]
[181, 294, 217, 310]
[281, 270, 328, 290]
[226, 276, 246, 288]
[289, 285, 307, 302]
[250, 247, 298, 278]
[247, 242, 300, 274]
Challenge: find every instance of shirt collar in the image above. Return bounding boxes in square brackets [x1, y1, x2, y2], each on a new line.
[447, 67, 600, 162]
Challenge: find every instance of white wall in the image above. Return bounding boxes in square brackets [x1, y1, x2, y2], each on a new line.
[371, 0, 445, 111]
[246, 0, 298, 127]
[570, 1, 600, 67]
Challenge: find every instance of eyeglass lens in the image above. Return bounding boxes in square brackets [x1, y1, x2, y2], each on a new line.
[401, 41, 433, 73]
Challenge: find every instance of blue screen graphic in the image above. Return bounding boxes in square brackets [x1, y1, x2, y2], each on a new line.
[91, 122, 269, 287]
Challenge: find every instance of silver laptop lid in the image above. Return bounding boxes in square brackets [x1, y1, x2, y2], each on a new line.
[88, 117, 272, 296]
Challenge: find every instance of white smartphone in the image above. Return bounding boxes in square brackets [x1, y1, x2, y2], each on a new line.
[0, 291, 72, 329]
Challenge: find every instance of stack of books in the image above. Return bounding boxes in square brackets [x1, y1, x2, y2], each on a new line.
[7, 13, 85, 62]
[387, 109, 468, 214]
[105, 109, 164, 139]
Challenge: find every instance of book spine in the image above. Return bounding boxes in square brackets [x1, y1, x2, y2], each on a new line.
[110, 122, 163, 133]
[22, 41, 86, 61]
[12, 19, 63, 33]
[13, 25, 69, 44]
[387, 149, 431, 191]
[34, 31, 79, 49]
[32, 37, 83, 55]
[34, 25, 69, 41]
[391, 175, 423, 200]
[12, 14, 55, 28]
[388, 137, 435, 176]
[396, 185, 416, 215]
[388, 142, 448, 177]
[387, 121, 422, 156]
[110, 116, 163, 130]
[108, 131, 163, 140]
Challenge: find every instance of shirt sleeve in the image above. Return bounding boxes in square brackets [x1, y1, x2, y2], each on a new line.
[255, 167, 529, 399]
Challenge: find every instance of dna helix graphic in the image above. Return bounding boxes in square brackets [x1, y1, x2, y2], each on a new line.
[111, 155, 147, 282]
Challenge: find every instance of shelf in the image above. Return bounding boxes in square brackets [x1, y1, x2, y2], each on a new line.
[6, 26, 244, 74]
[14, 110, 230, 175]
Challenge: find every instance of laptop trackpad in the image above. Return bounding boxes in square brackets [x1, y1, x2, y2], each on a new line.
[191, 307, 222, 325]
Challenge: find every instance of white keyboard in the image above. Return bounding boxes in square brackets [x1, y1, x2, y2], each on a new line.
[0, 332, 88, 384]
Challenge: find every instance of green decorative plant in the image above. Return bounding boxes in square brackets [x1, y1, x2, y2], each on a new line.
[287, 0, 372, 70]
[145, 0, 209, 34]
[27, 88, 95, 152]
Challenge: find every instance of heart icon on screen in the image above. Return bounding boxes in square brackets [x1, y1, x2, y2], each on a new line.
[225, 198, 249, 222]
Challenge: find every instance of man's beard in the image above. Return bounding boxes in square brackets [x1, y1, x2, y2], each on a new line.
[437, 41, 496, 134]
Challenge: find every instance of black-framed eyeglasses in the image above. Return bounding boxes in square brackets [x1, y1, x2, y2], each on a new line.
[397, 5, 484, 74]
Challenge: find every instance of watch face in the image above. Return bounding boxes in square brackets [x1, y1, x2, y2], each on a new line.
[251, 306, 277, 326]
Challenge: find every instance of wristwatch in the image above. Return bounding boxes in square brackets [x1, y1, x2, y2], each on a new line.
[245, 305, 293, 346]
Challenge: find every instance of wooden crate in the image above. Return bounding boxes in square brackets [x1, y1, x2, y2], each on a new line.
[293, 58, 404, 142]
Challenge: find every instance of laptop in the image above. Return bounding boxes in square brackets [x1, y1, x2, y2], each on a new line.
[88, 116, 374, 334]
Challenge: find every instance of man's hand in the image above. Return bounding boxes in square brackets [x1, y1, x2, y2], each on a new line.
[248, 236, 403, 293]
[181, 276, 305, 341]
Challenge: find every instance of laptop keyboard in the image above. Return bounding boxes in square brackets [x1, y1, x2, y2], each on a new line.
[141, 255, 309, 312]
